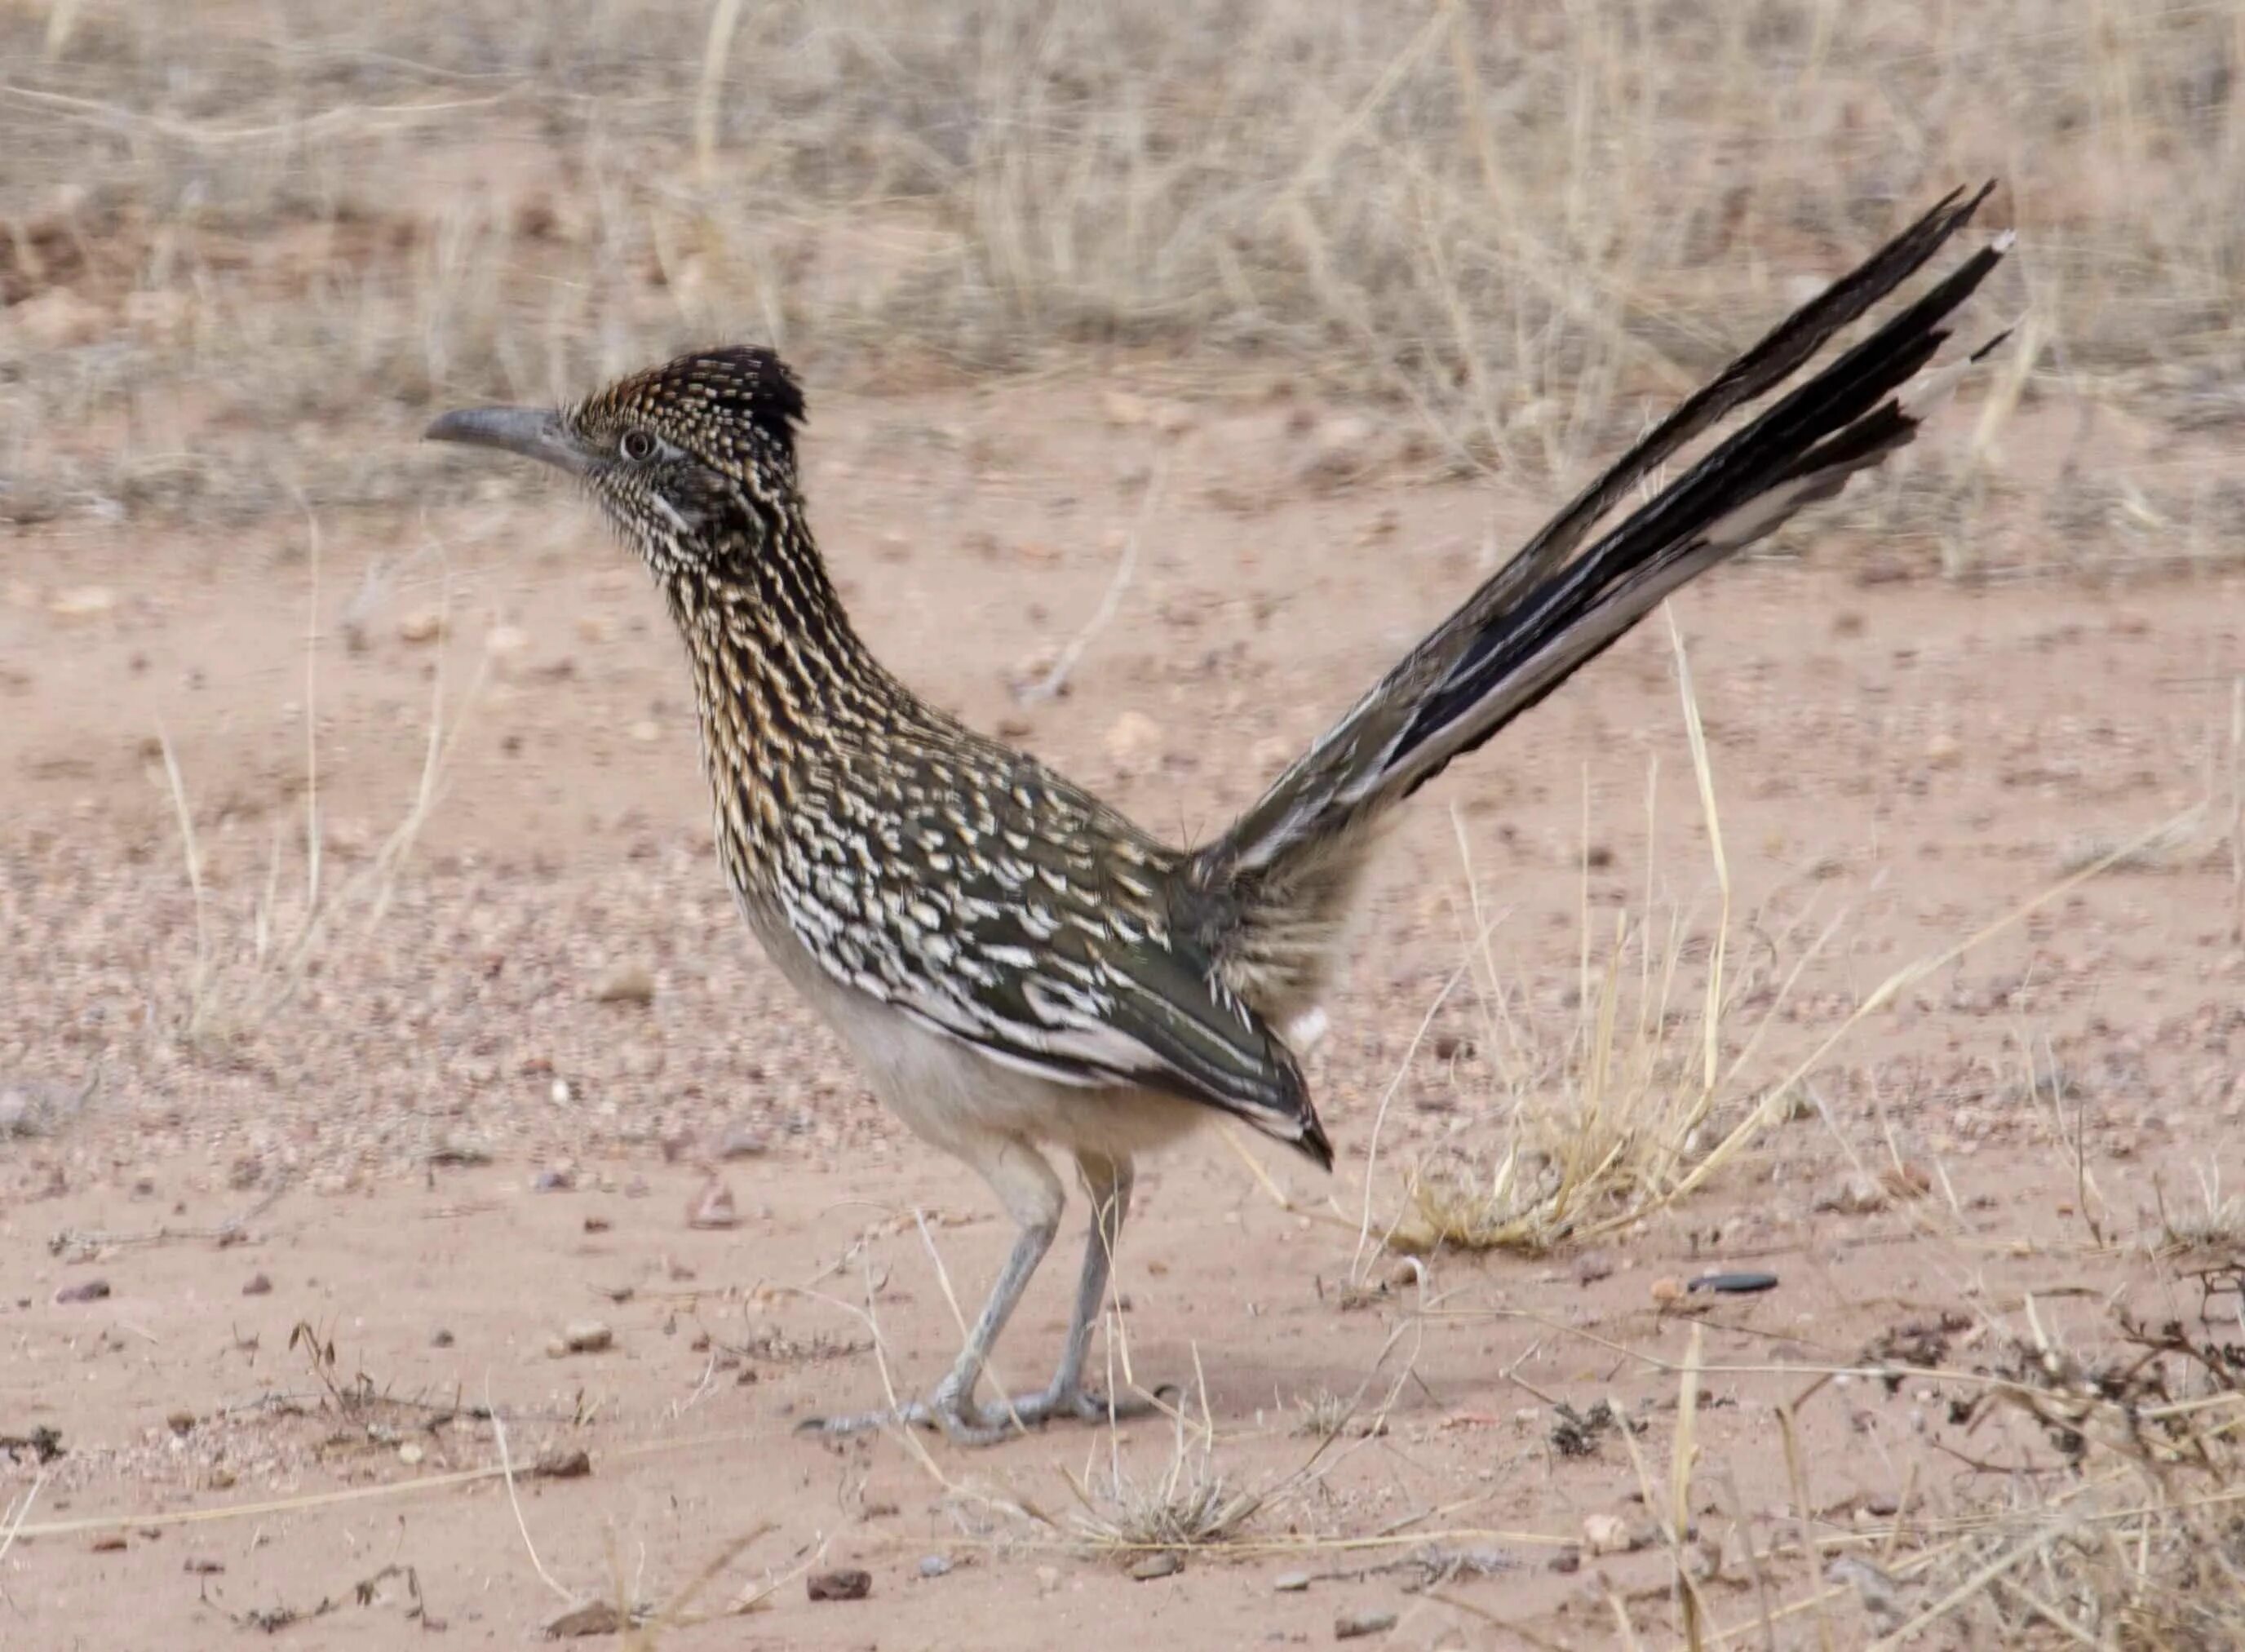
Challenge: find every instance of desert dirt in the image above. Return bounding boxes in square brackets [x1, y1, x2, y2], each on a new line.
[8, 5, 2245, 1650]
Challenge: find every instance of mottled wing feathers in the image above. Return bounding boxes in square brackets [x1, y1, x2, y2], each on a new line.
[771, 733, 1332, 1167]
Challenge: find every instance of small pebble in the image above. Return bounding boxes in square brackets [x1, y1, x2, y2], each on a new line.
[55, 1278, 110, 1304]
[396, 607, 445, 644]
[1103, 710, 1164, 775]
[718, 1126, 769, 1160]
[1818, 1173, 1889, 1215]
[397, 1442, 424, 1466]
[1583, 1512, 1632, 1555]
[1274, 1570, 1312, 1592]
[48, 585, 117, 620]
[1129, 1552, 1181, 1581]
[432, 1328, 454, 1348]
[545, 1601, 622, 1638]
[687, 1176, 739, 1229]
[534, 1446, 591, 1479]
[1335, 1607, 1397, 1640]
[807, 1567, 871, 1602]
[166, 1411, 194, 1435]
[549, 1320, 613, 1357]
[917, 1554, 953, 1579]
[594, 964, 655, 1006]
[241, 1273, 272, 1296]
[1688, 1271, 1779, 1295]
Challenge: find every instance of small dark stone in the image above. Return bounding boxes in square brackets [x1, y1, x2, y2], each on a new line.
[1335, 1607, 1398, 1639]
[54, 1278, 110, 1304]
[1687, 1271, 1780, 1295]
[719, 1126, 770, 1160]
[1547, 1547, 1582, 1574]
[544, 1600, 622, 1637]
[431, 1328, 454, 1348]
[241, 1273, 272, 1296]
[808, 1567, 872, 1602]
[1129, 1552, 1182, 1580]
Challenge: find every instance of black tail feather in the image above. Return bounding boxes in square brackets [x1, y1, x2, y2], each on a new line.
[1385, 232, 2009, 785]
[1441, 183, 1998, 634]
[1198, 182, 2012, 928]
[1193, 186, 2013, 1041]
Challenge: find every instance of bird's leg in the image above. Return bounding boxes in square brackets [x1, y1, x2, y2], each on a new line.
[804, 1137, 1063, 1446]
[993, 1153, 1154, 1427]
[919, 1208, 1058, 1440]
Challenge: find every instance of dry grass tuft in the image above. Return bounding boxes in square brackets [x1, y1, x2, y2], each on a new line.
[1067, 1331, 1419, 1561]
[1291, 1388, 1355, 1442]
[1385, 613, 2211, 1258]
[2154, 1171, 2245, 1257]
[1069, 1450, 1261, 1557]
[1066, 1353, 1278, 1557]
[1386, 614, 1795, 1254]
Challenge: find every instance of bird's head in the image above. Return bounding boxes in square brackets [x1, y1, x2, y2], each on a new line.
[424, 345, 808, 584]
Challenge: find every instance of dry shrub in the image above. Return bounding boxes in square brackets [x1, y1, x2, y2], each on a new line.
[1839, 1313, 2245, 1649]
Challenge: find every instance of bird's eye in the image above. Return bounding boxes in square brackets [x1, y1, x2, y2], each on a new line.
[618, 429, 658, 462]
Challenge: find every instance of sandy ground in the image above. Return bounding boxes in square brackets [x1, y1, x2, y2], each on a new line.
[5, 377, 2244, 1648]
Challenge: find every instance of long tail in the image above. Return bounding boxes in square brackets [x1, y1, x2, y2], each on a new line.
[1190, 184, 2013, 1022]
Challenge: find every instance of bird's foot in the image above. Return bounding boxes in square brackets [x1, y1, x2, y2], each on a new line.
[798, 1380, 1160, 1446]
[969, 1378, 1158, 1436]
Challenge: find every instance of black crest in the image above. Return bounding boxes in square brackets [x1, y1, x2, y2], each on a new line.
[587, 344, 808, 472]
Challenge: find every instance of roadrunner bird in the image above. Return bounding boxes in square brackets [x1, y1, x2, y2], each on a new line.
[428, 184, 2010, 1444]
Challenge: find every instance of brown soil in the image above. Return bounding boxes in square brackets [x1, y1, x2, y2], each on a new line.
[5, 376, 2244, 1649]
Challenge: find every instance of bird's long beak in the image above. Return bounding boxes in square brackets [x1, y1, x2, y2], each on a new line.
[423, 405, 594, 476]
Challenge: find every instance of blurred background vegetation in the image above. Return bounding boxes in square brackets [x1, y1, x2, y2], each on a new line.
[2, 0, 2239, 569]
